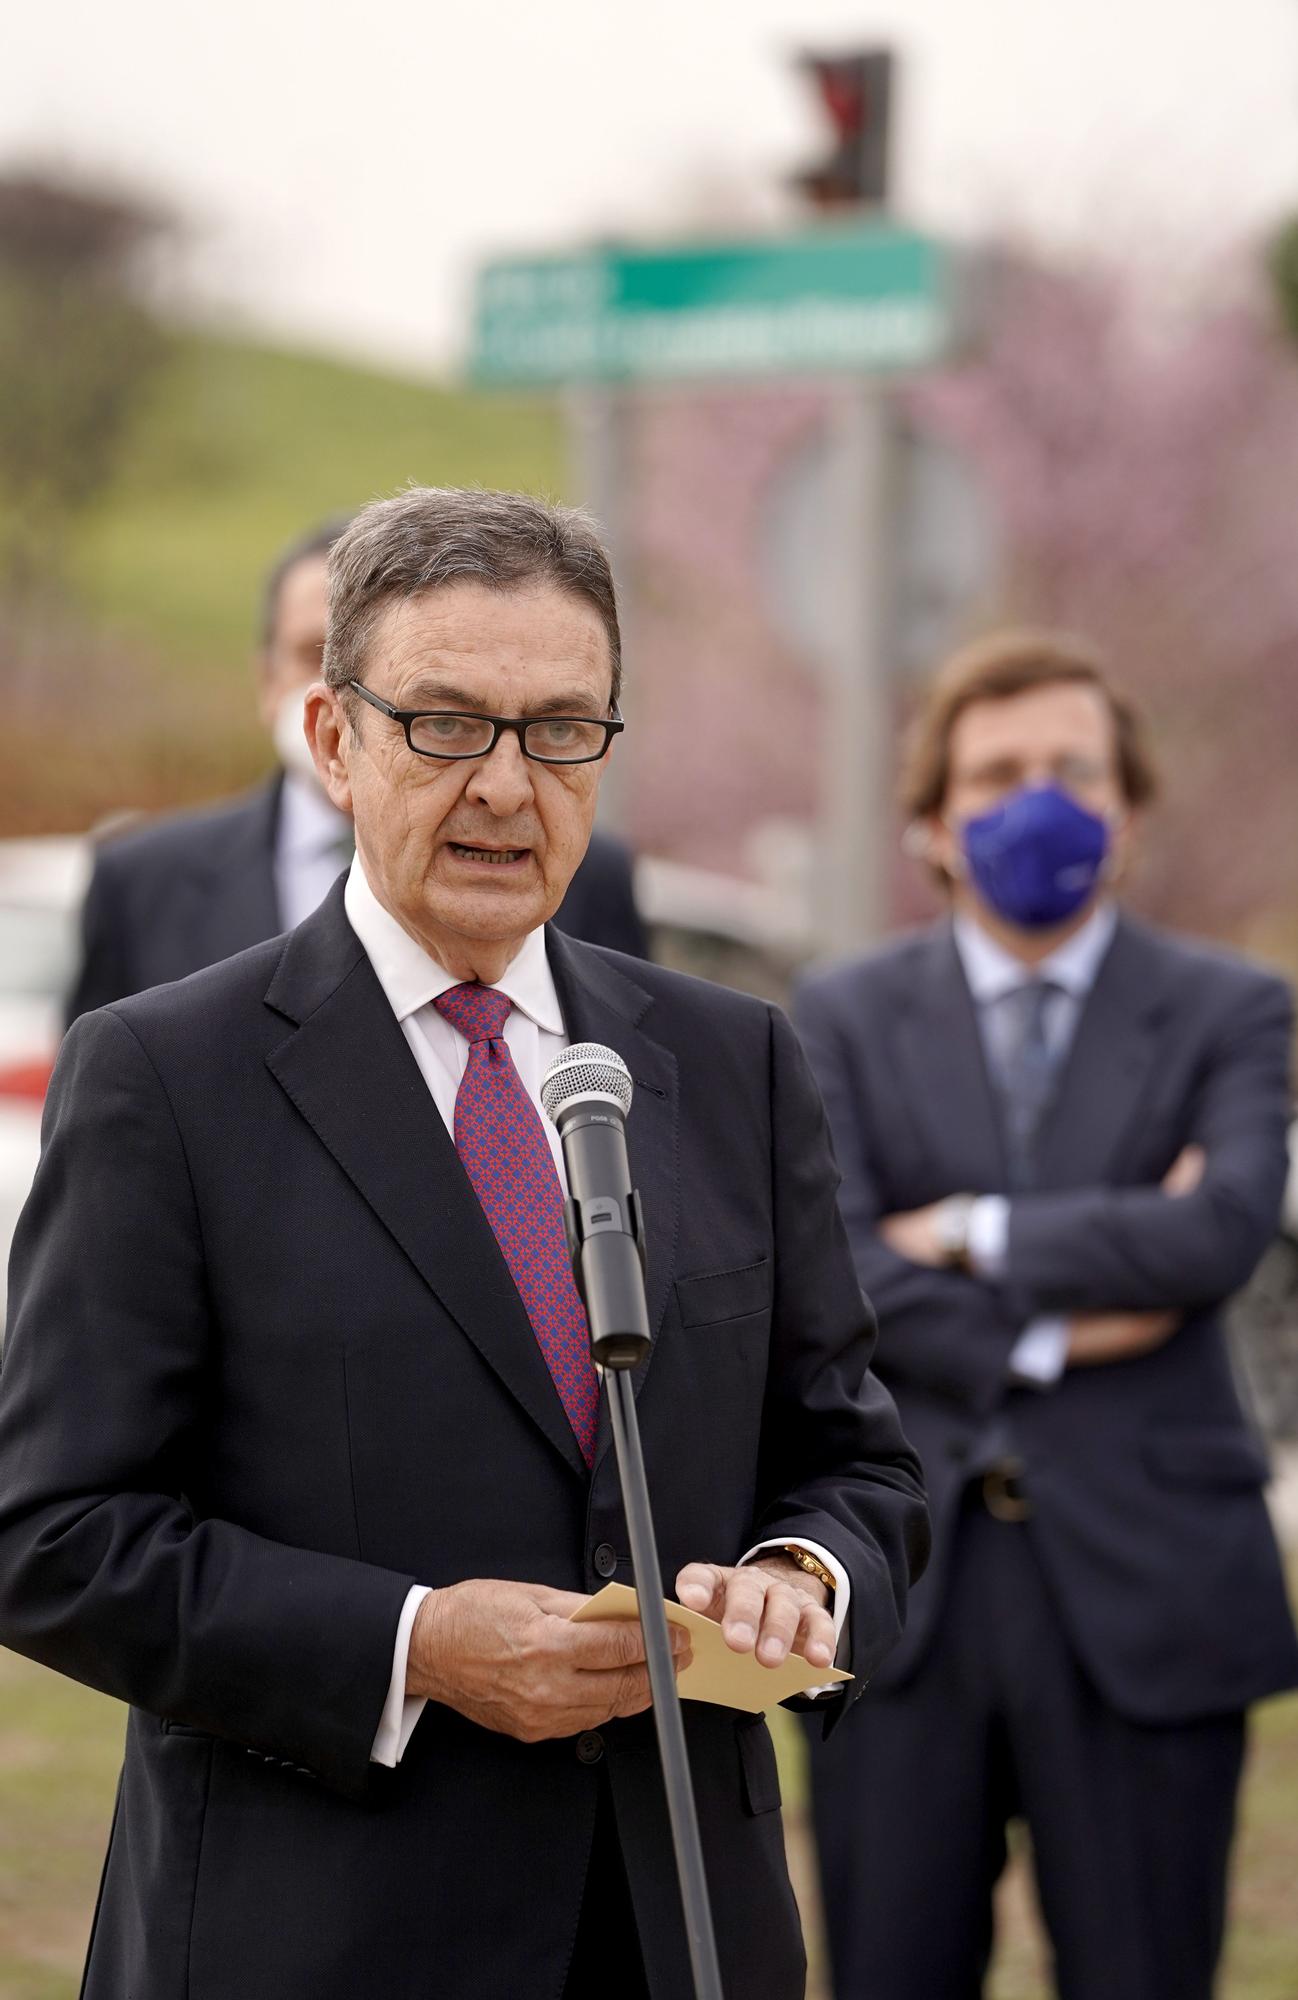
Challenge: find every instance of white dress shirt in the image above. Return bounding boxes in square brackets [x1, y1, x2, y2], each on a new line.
[342, 858, 850, 1764]
[953, 903, 1119, 1385]
[274, 772, 354, 932]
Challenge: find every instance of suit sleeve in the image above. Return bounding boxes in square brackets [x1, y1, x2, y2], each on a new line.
[1006, 972, 1293, 1313]
[795, 977, 1022, 1415]
[747, 1006, 931, 1721]
[0, 1010, 417, 1801]
[64, 851, 132, 1027]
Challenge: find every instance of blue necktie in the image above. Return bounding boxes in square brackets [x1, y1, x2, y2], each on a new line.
[996, 981, 1063, 1191]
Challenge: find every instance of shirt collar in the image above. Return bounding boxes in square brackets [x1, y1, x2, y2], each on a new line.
[343, 853, 564, 1034]
[953, 900, 1118, 1006]
[277, 770, 352, 859]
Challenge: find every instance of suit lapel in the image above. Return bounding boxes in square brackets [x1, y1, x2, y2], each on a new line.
[264, 890, 589, 1479]
[545, 928, 680, 1470]
[190, 777, 282, 963]
[1032, 916, 1172, 1190]
[894, 925, 1011, 1193]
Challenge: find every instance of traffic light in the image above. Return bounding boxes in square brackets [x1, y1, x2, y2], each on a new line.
[791, 49, 893, 210]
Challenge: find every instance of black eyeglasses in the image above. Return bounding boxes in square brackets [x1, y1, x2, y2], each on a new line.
[348, 681, 624, 765]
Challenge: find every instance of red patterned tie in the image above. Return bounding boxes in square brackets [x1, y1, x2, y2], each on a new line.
[433, 983, 599, 1466]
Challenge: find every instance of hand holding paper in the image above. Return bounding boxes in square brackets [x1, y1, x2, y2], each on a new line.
[675, 1553, 837, 1669]
[571, 1583, 851, 1712]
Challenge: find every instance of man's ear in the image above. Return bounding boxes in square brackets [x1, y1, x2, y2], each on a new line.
[304, 684, 354, 815]
[1105, 807, 1140, 886]
[906, 814, 962, 885]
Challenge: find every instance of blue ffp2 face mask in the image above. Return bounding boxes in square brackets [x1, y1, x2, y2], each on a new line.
[960, 783, 1111, 930]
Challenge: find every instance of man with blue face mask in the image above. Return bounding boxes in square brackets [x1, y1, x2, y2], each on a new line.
[795, 630, 1297, 2000]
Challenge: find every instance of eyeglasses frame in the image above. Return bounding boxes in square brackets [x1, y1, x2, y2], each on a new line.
[346, 679, 624, 765]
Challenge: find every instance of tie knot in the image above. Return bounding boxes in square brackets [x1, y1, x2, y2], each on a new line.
[1005, 978, 1061, 1030]
[434, 983, 513, 1044]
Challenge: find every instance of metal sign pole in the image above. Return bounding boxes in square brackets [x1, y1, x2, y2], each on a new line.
[816, 381, 893, 954]
[564, 384, 629, 836]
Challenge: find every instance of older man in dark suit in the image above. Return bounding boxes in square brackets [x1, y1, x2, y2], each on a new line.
[796, 630, 1298, 2000]
[0, 486, 927, 2000]
[66, 521, 646, 1025]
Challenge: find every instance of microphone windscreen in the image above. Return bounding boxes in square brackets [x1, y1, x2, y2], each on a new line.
[540, 1043, 633, 1125]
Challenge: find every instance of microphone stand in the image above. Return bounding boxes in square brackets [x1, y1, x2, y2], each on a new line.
[565, 1181, 725, 2000]
[605, 1367, 725, 2000]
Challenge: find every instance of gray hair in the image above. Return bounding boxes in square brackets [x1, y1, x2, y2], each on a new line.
[322, 486, 621, 708]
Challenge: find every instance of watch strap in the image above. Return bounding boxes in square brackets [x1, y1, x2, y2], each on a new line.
[780, 1545, 837, 1595]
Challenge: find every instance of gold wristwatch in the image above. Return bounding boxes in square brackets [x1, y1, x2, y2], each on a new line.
[781, 1545, 837, 1594]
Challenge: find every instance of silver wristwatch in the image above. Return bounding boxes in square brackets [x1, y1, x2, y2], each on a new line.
[934, 1193, 977, 1270]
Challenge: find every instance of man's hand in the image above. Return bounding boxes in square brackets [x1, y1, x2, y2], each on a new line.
[880, 1148, 1205, 1269]
[1163, 1144, 1206, 1197]
[878, 1202, 951, 1268]
[406, 1579, 691, 1743]
[675, 1556, 836, 1671]
[1066, 1309, 1181, 1368]
[1059, 1150, 1199, 1364]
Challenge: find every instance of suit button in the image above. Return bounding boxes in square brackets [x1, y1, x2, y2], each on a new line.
[946, 1440, 969, 1462]
[593, 1543, 618, 1579]
[576, 1731, 605, 1766]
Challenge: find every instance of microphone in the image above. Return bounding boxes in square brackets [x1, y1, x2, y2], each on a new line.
[540, 1043, 651, 1370]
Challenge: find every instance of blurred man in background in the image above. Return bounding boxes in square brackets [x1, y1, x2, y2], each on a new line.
[65, 519, 355, 1022]
[796, 631, 1298, 2000]
[552, 809, 648, 958]
[66, 519, 647, 1023]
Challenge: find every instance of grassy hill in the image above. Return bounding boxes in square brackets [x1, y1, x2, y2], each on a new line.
[76, 332, 566, 677]
[0, 332, 566, 834]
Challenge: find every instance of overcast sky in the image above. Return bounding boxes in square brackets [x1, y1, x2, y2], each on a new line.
[5, 0, 1298, 372]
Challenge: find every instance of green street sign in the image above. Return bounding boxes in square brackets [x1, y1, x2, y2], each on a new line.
[471, 224, 957, 386]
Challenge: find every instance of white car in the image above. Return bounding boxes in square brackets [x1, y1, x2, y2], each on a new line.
[0, 837, 88, 1323]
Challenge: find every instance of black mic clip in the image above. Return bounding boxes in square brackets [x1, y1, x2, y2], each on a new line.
[561, 1172, 650, 1371]
[562, 1185, 647, 1284]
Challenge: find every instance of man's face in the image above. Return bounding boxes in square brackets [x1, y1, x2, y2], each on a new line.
[257, 554, 331, 727]
[307, 579, 614, 967]
[925, 680, 1134, 904]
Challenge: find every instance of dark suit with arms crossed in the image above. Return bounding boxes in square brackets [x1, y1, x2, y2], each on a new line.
[67, 782, 647, 1024]
[0, 884, 927, 2000]
[795, 913, 1298, 2000]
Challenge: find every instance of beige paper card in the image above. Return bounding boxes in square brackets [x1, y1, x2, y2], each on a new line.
[570, 1581, 851, 1714]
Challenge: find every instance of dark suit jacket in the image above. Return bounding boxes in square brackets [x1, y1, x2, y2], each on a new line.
[67, 783, 648, 1024]
[554, 825, 649, 959]
[0, 889, 927, 2000]
[795, 914, 1298, 1724]
[67, 778, 285, 1023]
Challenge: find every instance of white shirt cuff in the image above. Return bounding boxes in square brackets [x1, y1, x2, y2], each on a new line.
[740, 1537, 851, 1697]
[1008, 1316, 1071, 1386]
[967, 1194, 1010, 1278]
[370, 1584, 431, 1767]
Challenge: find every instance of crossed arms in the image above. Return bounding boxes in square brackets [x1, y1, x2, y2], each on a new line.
[795, 970, 1293, 1413]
